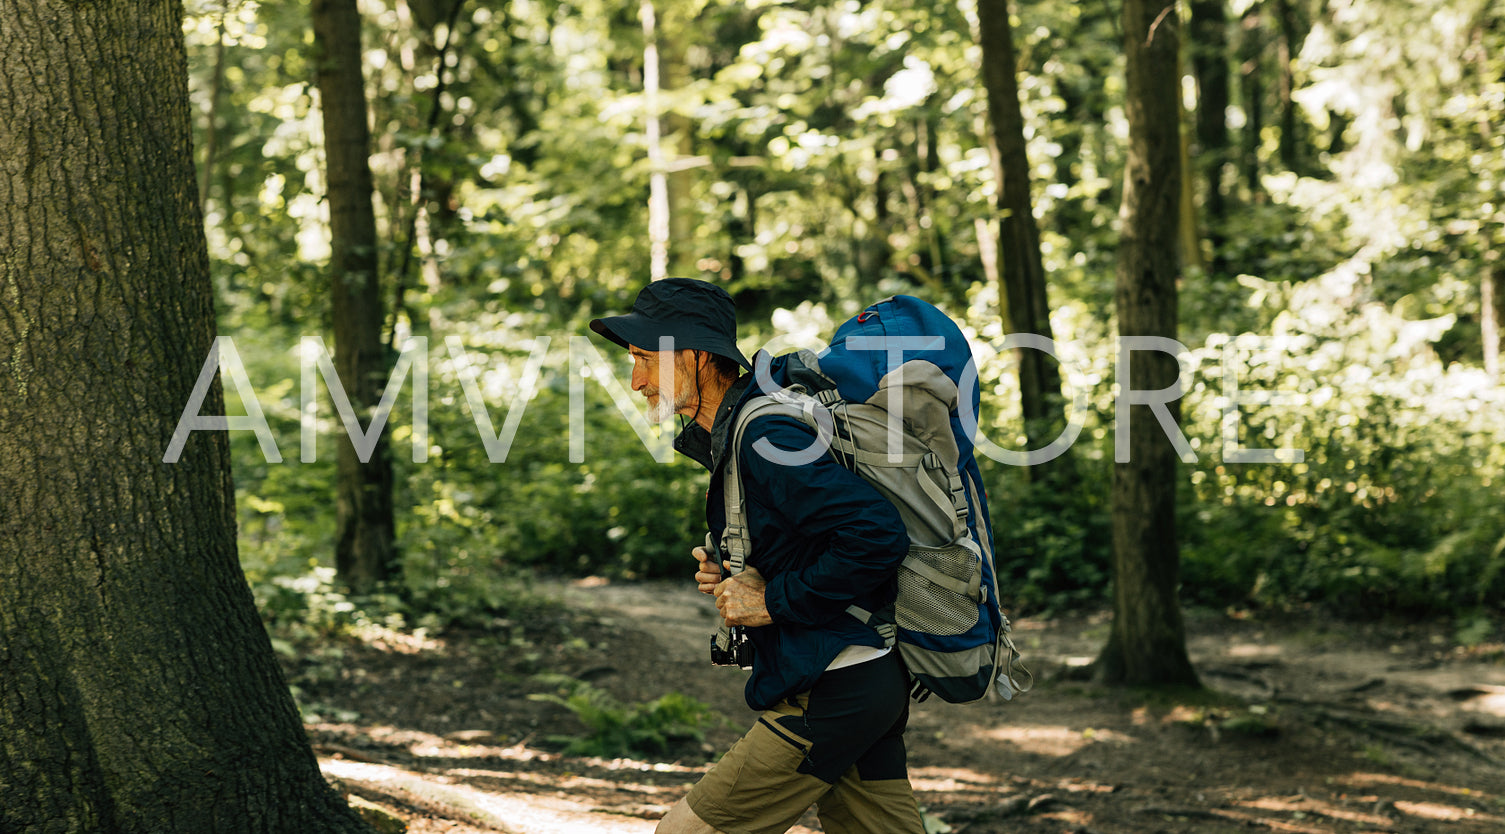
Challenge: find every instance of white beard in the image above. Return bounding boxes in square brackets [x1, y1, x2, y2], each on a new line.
[645, 389, 686, 423]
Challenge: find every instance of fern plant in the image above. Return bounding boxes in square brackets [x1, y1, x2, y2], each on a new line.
[529, 681, 722, 760]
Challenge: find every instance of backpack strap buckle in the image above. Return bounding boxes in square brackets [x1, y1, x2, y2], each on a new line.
[720, 525, 749, 573]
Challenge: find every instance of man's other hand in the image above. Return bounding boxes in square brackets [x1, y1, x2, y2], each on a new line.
[715, 566, 773, 627]
[692, 546, 722, 595]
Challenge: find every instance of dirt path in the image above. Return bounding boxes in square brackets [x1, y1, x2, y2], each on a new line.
[305, 579, 1505, 833]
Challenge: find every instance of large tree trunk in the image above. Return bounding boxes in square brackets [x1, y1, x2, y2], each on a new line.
[313, 0, 400, 594]
[1097, 0, 1201, 688]
[976, 0, 1074, 479]
[0, 2, 370, 831]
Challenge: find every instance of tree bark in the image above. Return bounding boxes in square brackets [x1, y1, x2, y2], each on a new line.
[0, 2, 371, 831]
[313, 0, 400, 595]
[1188, 0, 1231, 256]
[1097, 0, 1200, 688]
[976, 0, 1074, 481]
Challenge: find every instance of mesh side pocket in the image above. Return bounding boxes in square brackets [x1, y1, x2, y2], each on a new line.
[896, 543, 981, 636]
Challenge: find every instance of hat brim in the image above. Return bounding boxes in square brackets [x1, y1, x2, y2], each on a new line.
[589, 313, 751, 370]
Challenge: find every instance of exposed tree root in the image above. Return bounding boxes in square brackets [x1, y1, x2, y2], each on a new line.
[1284, 701, 1501, 764]
[1135, 805, 1328, 833]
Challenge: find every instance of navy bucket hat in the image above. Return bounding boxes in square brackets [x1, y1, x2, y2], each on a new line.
[589, 278, 751, 370]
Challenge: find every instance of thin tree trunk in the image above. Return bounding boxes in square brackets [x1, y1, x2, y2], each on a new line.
[976, 0, 1075, 481]
[1238, 5, 1266, 200]
[313, 0, 399, 594]
[1189, 0, 1230, 266]
[668, 131, 697, 277]
[1097, 0, 1200, 689]
[1179, 77, 1207, 274]
[0, 2, 370, 830]
[1486, 263, 1503, 385]
[642, 0, 670, 280]
[200, 1, 229, 208]
[1051, 3, 1114, 239]
[727, 177, 756, 285]
[917, 113, 948, 288]
[389, 0, 468, 348]
[1275, 0, 1304, 173]
[1475, 21, 1501, 387]
[650, 0, 698, 278]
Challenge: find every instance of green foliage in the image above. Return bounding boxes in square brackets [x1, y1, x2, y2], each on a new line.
[220, 301, 720, 626]
[985, 457, 1113, 614]
[1178, 271, 1505, 616]
[400, 377, 705, 587]
[186, 0, 1505, 627]
[528, 680, 722, 760]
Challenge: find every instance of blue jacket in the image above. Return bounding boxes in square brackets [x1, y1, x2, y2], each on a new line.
[674, 367, 910, 711]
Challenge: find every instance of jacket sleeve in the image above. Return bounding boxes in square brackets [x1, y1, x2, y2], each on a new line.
[737, 415, 910, 628]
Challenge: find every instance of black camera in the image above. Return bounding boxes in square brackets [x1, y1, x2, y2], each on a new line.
[711, 624, 754, 669]
[705, 533, 754, 669]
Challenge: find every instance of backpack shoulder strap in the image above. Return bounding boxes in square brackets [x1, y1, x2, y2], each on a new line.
[719, 393, 826, 570]
[725, 392, 903, 649]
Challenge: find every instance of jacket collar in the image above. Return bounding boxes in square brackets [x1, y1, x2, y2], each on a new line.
[673, 372, 753, 472]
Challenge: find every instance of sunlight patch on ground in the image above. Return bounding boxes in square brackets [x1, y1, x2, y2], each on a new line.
[1225, 642, 1284, 659]
[321, 759, 657, 833]
[1036, 809, 1094, 828]
[312, 724, 707, 774]
[350, 623, 444, 654]
[979, 724, 1135, 756]
[1337, 772, 1494, 799]
[1235, 795, 1394, 827]
[445, 766, 680, 798]
[406, 737, 706, 774]
[1160, 705, 1204, 725]
[1392, 800, 1499, 823]
[1186, 807, 1330, 834]
[909, 766, 1002, 793]
[1456, 686, 1505, 717]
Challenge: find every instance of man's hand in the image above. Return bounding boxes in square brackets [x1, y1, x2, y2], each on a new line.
[715, 566, 773, 627]
[692, 546, 722, 595]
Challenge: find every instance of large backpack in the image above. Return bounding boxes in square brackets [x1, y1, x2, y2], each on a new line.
[720, 295, 1031, 703]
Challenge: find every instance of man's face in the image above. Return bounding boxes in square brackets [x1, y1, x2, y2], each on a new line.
[629, 346, 694, 422]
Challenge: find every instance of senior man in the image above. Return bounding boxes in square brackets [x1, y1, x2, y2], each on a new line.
[590, 277, 923, 834]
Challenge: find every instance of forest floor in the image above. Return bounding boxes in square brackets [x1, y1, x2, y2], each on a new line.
[289, 578, 1505, 834]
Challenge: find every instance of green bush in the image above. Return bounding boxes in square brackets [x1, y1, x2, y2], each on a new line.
[529, 681, 722, 760]
[984, 454, 1113, 615]
[1177, 274, 1505, 615]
